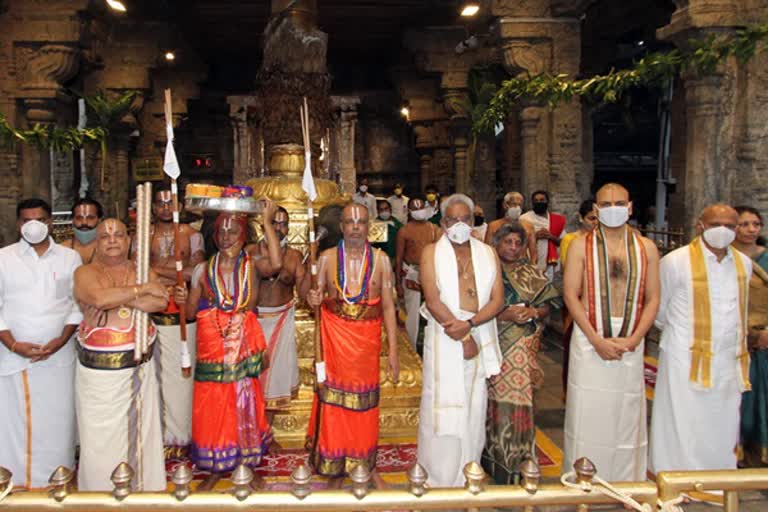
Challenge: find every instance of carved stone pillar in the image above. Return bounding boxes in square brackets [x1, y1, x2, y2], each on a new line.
[231, 111, 253, 184]
[519, 106, 544, 197]
[418, 151, 433, 192]
[501, 112, 522, 194]
[332, 97, 361, 195]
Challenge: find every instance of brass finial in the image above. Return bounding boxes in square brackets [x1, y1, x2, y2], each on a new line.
[574, 457, 597, 486]
[231, 464, 254, 501]
[290, 464, 312, 500]
[48, 466, 74, 502]
[463, 461, 486, 495]
[406, 463, 428, 497]
[171, 463, 194, 501]
[519, 459, 541, 494]
[349, 463, 371, 500]
[0, 467, 12, 499]
[110, 462, 134, 501]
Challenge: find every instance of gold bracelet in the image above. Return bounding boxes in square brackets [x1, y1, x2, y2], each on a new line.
[462, 334, 471, 343]
[133, 286, 139, 302]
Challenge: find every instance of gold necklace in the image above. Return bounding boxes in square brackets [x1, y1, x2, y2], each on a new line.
[457, 255, 476, 298]
[101, 263, 133, 319]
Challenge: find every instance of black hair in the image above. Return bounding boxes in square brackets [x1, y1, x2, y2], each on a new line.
[276, 205, 289, 217]
[71, 197, 104, 218]
[425, 184, 438, 193]
[531, 190, 550, 202]
[377, 199, 392, 210]
[734, 205, 764, 224]
[492, 222, 528, 247]
[579, 199, 596, 217]
[17, 198, 52, 218]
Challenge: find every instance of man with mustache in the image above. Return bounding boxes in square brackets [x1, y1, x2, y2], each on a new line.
[63, 197, 103, 264]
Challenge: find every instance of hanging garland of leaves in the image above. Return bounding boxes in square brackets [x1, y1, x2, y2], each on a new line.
[475, 22, 768, 134]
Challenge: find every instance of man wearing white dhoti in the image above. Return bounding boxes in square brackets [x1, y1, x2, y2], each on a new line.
[650, 204, 752, 474]
[417, 194, 504, 487]
[396, 197, 441, 354]
[74, 219, 169, 491]
[562, 183, 660, 481]
[0, 198, 82, 489]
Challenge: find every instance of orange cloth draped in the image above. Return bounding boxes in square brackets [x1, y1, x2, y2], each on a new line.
[190, 308, 271, 472]
[547, 213, 566, 264]
[307, 298, 382, 477]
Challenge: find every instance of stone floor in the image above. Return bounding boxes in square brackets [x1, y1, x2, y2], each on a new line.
[492, 327, 768, 511]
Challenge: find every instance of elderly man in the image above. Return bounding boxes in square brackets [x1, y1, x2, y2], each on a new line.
[0, 198, 82, 489]
[418, 193, 504, 487]
[248, 206, 309, 436]
[74, 218, 169, 491]
[651, 204, 752, 475]
[145, 184, 205, 455]
[520, 190, 567, 278]
[306, 203, 399, 489]
[63, 197, 103, 264]
[562, 183, 660, 481]
[396, 197, 441, 352]
[485, 191, 537, 264]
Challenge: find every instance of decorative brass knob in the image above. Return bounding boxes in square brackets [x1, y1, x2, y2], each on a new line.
[519, 459, 541, 494]
[231, 464, 254, 501]
[349, 463, 371, 500]
[0, 466, 12, 499]
[463, 461, 487, 495]
[574, 457, 597, 486]
[171, 463, 194, 501]
[48, 466, 74, 502]
[110, 462, 135, 501]
[290, 463, 312, 500]
[407, 463, 428, 497]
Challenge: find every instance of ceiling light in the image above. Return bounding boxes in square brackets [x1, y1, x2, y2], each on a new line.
[106, 0, 127, 12]
[637, 40, 645, 47]
[460, 3, 480, 17]
[165, 51, 176, 61]
[400, 107, 410, 119]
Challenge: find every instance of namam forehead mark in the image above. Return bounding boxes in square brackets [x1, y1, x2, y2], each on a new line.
[156, 190, 172, 203]
[74, 204, 98, 217]
[221, 216, 235, 232]
[98, 218, 126, 236]
[342, 203, 369, 223]
[274, 210, 289, 223]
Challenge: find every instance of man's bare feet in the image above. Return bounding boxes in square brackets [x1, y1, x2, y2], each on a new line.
[197, 473, 223, 491]
[371, 469, 389, 490]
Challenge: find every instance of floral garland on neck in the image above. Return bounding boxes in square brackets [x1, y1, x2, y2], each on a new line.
[334, 240, 373, 304]
[204, 250, 251, 312]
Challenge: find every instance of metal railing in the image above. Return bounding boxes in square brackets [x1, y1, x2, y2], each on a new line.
[1, 457, 765, 512]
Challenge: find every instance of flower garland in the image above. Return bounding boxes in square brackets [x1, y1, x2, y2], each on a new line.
[334, 240, 373, 304]
[204, 250, 252, 312]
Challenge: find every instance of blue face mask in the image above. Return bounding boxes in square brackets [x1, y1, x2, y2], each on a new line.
[74, 226, 98, 245]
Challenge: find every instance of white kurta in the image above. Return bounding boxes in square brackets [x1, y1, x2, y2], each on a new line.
[417, 236, 501, 487]
[402, 263, 422, 350]
[352, 192, 378, 219]
[0, 239, 81, 488]
[650, 245, 752, 473]
[563, 319, 647, 481]
[387, 194, 409, 225]
[258, 301, 299, 406]
[519, 211, 565, 278]
[155, 321, 197, 447]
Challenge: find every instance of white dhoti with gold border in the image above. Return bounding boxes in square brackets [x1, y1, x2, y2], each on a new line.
[563, 319, 647, 481]
[258, 301, 299, 409]
[403, 263, 421, 350]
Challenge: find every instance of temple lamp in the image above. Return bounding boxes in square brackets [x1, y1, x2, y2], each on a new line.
[106, 0, 127, 12]
[460, 3, 480, 16]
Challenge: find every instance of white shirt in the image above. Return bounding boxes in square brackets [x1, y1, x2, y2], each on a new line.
[387, 194, 409, 224]
[656, 244, 752, 376]
[0, 238, 83, 376]
[352, 192, 378, 220]
[520, 210, 565, 272]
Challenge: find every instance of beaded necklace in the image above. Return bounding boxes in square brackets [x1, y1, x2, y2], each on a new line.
[334, 240, 373, 304]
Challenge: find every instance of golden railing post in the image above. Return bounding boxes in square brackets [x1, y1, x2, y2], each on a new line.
[463, 461, 487, 512]
[724, 490, 739, 512]
[574, 457, 597, 512]
[48, 466, 74, 502]
[231, 464, 255, 501]
[0, 466, 12, 500]
[170, 463, 193, 501]
[407, 463, 428, 512]
[350, 463, 372, 500]
[519, 459, 541, 512]
[110, 462, 134, 501]
[290, 463, 312, 500]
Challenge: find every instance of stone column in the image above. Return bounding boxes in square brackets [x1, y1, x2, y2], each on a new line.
[442, 71, 471, 195]
[332, 96, 361, 195]
[418, 151, 433, 192]
[519, 105, 543, 197]
[20, 100, 57, 202]
[228, 96, 260, 183]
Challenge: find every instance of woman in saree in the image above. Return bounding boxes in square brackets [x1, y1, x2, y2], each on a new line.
[733, 205, 768, 465]
[482, 222, 562, 484]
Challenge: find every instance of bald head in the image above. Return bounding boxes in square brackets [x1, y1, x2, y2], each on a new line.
[97, 218, 127, 236]
[700, 203, 738, 224]
[95, 218, 130, 261]
[596, 183, 630, 203]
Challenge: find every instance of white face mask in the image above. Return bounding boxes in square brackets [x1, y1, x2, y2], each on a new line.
[702, 226, 736, 249]
[597, 206, 630, 228]
[359, 185, 368, 193]
[410, 208, 430, 221]
[446, 221, 472, 244]
[506, 206, 522, 220]
[21, 219, 49, 245]
[379, 211, 392, 221]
